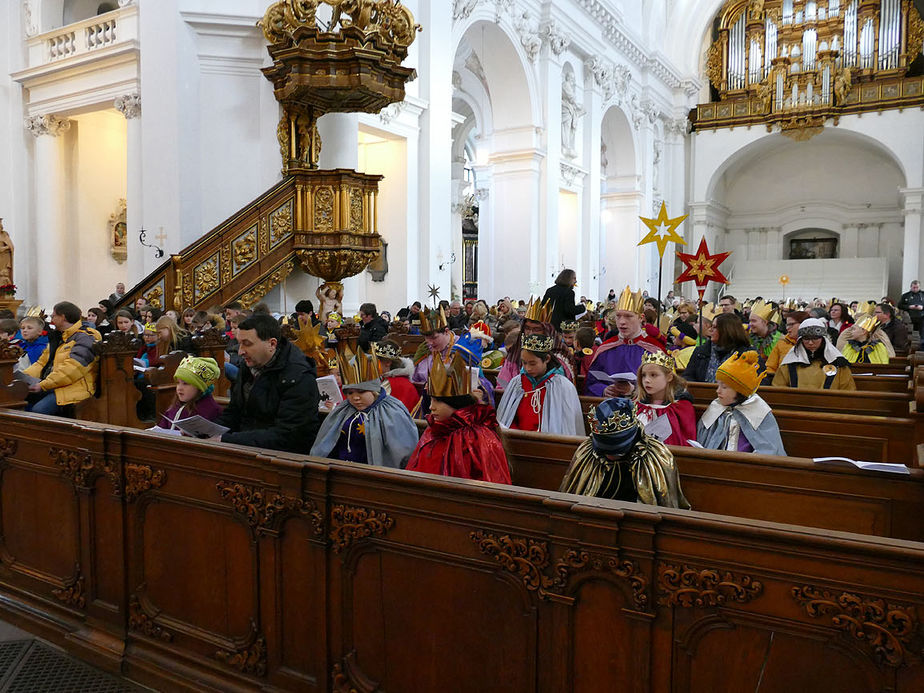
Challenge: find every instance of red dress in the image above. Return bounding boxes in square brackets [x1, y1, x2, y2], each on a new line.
[511, 374, 545, 432]
[635, 399, 697, 447]
[384, 375, 421, 414]
[406, 404, 511, 484]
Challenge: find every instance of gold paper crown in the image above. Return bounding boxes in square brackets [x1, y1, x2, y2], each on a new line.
[615, 286, 644, 314]
[521, 334, 554, 353]
[143, 322, 157, 333]
[856, 315, 880, 333]
[427, 352, 473, 398]
[641, 350, 676, 372]
[418, 307, 447, 334]
[372, 342, 401, 360]
[749, 300, 775, 322]
[700, 302, 719, 322]
[523, 298, 552, 323]
[588, 403, 638, 435]
[336, 343, 381, 387]
[560, 320, 579, 333]
[657, 313, 672, 334]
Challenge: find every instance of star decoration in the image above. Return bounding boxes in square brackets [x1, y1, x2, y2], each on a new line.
[675, 237, 731, 300]
[356, 422, 366, 436]
[638, 202, 688, 258]
[427, 284, 440, 306]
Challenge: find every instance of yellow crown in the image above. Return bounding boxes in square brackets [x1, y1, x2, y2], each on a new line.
[521, 334, 554, 353]
[588, 404, 637, 435]
[418, 307, 447, 335]
[641, 350, 676, 372]
[615, 286, 645, 314]
[700, 302, 719, 322]
[856, 315, 880, 333]
[427, 352, 472, 398]
[749, 300, 775, 322]
[336, 343, 381, 387]
[523, 298, 552, 323]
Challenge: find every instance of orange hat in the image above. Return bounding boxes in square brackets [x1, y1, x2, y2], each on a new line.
[716, 351, 761, 398]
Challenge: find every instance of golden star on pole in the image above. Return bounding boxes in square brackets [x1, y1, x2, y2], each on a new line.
[637, 202, 688, 258]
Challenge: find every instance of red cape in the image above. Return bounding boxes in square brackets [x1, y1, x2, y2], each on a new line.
[385, 375, 421, 413]
[636, 399, 696, 447]
[406, 404, 511, 484]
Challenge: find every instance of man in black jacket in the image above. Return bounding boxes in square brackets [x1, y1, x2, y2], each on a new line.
[899, 280, 924, 339]
[215, 314, 320, 452]
[873, 302, 909, 353]
[357, 303, 389, 350]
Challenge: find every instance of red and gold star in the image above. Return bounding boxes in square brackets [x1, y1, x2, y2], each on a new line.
[675, 237, 731, 300]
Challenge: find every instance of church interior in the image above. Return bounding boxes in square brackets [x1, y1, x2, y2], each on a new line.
[0, 0, 923, 690]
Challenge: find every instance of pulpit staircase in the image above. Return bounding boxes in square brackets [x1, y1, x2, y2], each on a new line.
[114, 170, 382, 314]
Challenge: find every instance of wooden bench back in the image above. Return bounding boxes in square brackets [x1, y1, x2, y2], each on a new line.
[0, 340, 28, 409]
[74, 332, 145, 428]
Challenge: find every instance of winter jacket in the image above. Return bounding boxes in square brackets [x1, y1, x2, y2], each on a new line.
[357, 316, 390, 351]
[542, 284, 584, 332]
[24, 323, 101, 405]
[216, 339, 321, 452]
[682, 341, 753, 383]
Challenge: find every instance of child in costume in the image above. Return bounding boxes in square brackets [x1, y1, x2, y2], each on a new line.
[496, 333, 584, 436]
[406, 353, 511, 484]
[774, 318, 856, 390]
[634, 351, 696, 446]
[372, 340, 420, 414]
[496, 299, 574, 390]
[558, 397, 689, 508]
[310, 344, 419, 468]
[698, 352, 786, 455]
[16, 316, 49, 366]
[155, 356, 223, 431]
[838, 315, 892, 365]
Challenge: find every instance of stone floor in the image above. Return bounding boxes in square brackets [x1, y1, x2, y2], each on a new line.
[0, 621, 149, 692]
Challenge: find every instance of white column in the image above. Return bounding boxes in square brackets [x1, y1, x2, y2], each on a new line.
[472, 167, 494, 301]
[581, 72, 602, 301]
[25, 114, 70, 308]
[901, 188, 924, 286]
[491, 151, 544, 296]
[449, 157, 466, 299]
[538, 50, 563, 292]
[115, 94, 144, 288]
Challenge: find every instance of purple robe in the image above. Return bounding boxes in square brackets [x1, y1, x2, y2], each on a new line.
[584, 343, 648, 396]
[331, 415, 369, 463]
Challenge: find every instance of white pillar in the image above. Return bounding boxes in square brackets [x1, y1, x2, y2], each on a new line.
[538, 50, 563, 293]
[115, 94, 144, 289]
[491, 151, 544, 296]
[581, 72, 602, 301]
[25, 114, 70, 309]
[901, 187, 924, 286]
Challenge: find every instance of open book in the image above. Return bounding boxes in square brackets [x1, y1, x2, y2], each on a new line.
[316, 375, 343, 410]
[587, 370, 637, 385]
[169, 415, 229, 439]
[813, 456, 910, 475]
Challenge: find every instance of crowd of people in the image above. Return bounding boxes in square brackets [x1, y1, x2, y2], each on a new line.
[0, 272, 919, 513]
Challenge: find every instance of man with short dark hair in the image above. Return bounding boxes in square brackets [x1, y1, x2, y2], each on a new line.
[357, 302, 389, 351]
[215, 313, 320, 452]
[899, 280, 924, 339]
[24, 301, 101, 416]
[718, 295, 737, 314]
[873, 302, 909, 352]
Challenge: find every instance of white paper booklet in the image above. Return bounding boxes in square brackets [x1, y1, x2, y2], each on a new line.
[587, 370, 637, 384]
[316, 375, 343, 410]
[12, 370, 39, 386]
[813, 457, 910, 475]
[644, 414, 673, 442]
[171, 415, 229, 439]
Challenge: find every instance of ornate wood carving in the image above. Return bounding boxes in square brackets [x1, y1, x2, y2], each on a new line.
[237, 261, 295, 309]
[123, 464, 166, 502]
[555, 549, 649, 611]
[658, 563, 764, 608]
[0, 340, 24, 360]
[792, 585, 921, 667]
[216, 631, 267, 678]
[96, 331, 139, 354]
[50, 447, 97, 487]
[128, 595, 174, 642]
[332, 662, 359, 693]
[52, 567, 86, 609]
[191, 327, 229, 349]
[216, 480, 323, 537]
[329, 504, 393, 553]
[0, 436, 16, 463]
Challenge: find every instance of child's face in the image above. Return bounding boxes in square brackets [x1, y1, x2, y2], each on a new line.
[143, 331, 158, 344]
[175, 381, 199, 403]
[345, 389, 376, 411]
[641, 364, 670, 399]
[716, 381, 738, 406]
[562, 333, 574, 347]
[117, 316, 133, 332]
[429, 399, 456, 422]
[520, 350, 549, 379]
[20, 321, 40, 341]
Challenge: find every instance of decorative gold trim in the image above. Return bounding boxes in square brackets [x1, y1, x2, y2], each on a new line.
[52, 568, 86, 609]
[128, 594, 174, 642]
[216, 480, 324, 537]
[232, 225, 258, 273]
[193, 254, 220, 303]
[123, 464, 166, 502]
[792, 585, 919, 667]
[329, 504, 394, 554]
[216, 631, 267, 678]
[658, 563, 763, 608]
[236, 260, 295, 309]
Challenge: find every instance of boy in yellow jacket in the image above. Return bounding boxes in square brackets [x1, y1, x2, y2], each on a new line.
[25, 301, 101, 416]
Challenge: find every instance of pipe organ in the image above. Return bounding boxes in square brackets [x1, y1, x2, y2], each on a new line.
[695, 0, 924, 138]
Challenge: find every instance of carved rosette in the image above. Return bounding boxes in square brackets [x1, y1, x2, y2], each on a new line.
[0, 437, 17, 464]
[269, 201, 293, 248]
[50, 448, 97, 487]
[329, 504, 394, 553]
[216, 631, 267, 678]
[123, 464, 166, 502]
[52, 568, 86, 610]
[792, 585, 921, 667]
[216, 480, 324, 537]
[658, 563, 763, 608]
[193, 254, 220, 303]
[128, 595, 174, 642]
[0, 341, 24, 361]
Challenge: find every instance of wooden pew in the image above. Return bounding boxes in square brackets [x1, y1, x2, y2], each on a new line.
[0, 340, 28, 409]
[501, 428, 924, 542]
[0, 410, 923, 692]
[74, 331, 145, 428]
[576, 396, 918, 465]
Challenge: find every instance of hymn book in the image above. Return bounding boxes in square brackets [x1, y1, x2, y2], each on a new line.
[813, 457, 910, 475]
[169, 415, 229, 439]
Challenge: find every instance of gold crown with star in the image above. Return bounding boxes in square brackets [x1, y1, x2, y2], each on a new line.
[587, 403, 638, 435]
[641, 350, 676, 372]
[560, 320, 579, 333]
[614, 286, 645, 314]
[372, 341, 401, 360]
[749, 300, 775, 322]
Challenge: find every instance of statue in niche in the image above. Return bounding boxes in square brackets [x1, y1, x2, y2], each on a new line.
[747, 0, 764, 21]
[600, 142, 609, 174]
[109, 199, 127, 264]
[834, 67, 852, 106]
[0, 219, 13, 286]
[652, 141, 662, 193]
[561, 71, 583, 160]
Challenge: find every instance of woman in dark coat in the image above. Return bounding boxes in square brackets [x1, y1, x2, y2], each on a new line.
[542, 269, 585, 333]
[684, 313, 755, 383]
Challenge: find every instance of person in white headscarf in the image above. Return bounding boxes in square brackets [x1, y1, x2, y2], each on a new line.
[772, 318, 856, 390]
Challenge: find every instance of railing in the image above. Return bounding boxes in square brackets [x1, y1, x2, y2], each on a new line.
[27, 5, 138, 69]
